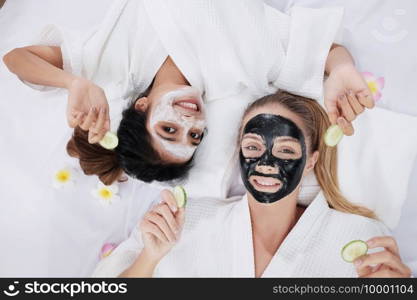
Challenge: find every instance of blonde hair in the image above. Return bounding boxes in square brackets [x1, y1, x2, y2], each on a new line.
[241, 90, 376, 219]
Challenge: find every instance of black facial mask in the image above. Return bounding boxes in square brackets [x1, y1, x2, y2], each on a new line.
[239, 114, 306, 204]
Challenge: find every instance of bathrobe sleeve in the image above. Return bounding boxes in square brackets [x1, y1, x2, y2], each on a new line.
[92, 225, 144, 278]
[20, 0, 167, 102]
[272, 5, 344, 100]
[143, 0, 343, 101]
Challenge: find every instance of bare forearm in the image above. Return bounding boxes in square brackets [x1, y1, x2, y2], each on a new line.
[3, 47, 76, 89]
[325, 44, 355, 75]
[119, 250, 159, 278]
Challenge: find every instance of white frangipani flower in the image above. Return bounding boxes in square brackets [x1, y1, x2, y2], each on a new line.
[52, 167, 78, 189]
[91, 181, 120, 205]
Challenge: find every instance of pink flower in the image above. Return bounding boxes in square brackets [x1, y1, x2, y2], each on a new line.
[99, 243, 117, 259]
[361, 72, 385, 102]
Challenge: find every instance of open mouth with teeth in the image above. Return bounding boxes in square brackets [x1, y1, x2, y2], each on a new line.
[173, 98, 202, 114]
[249, 175, 282, 193]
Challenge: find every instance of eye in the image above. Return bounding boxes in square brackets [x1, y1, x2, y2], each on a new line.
[163, 127, 176, 134]
[190, 132, 201, 139]
[279, 148, 295, 154]
[245, 145, 259, 151]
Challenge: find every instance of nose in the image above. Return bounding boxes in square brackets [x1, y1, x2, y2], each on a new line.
[255, 164, 278, 175]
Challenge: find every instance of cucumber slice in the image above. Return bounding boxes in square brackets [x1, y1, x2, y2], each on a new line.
[341, 240, 368, 263]
[173, 186, 187, 208]
[99, 131, 119, 150]
[324, 125, 343, 147]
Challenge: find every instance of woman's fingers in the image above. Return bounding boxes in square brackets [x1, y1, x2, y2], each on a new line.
[141, 221, 168, 243]
[176, 207, 186, 228]
[88, 128, 107, 144]
[338, 94, 356, 122]
[357, 89, 375, 109]
[362, 268, 408, 278]
[80, 107, 97, 130]
[68, 111, 85, 128]
[354, 250, 411, 275]
[154, 204, 179, 235]
[91, 107, 107, 134]
[146, 211, 176, 243]
[337, 117, 354, 136]
[346, 90, 365, 115]
[367, 236, 400, 256]
[160, 190, 179, 214]
[81, 107, 109, 144]
[326, 100, 340, 125]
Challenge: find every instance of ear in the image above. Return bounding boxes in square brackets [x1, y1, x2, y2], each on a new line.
[304, 150, 319, 175]
[134, 97, 149, 112]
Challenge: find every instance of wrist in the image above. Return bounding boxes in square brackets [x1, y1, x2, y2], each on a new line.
[64, 75, 87, 90]
[328, 62, 356, 76]
[139, 248, 162, 266]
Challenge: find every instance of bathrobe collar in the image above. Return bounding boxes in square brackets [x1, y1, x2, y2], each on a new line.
[232, 191, 329, 277]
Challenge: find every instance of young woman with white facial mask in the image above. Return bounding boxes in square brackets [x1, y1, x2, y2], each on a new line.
[92, 91, 411, 278]
[3, 0, 207, 185]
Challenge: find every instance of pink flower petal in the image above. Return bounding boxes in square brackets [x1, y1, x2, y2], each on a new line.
[361, 71, 375, 80]
[100, 243, 117, 259]
[374, 91, 382, 102]
[376, 77, 385, 89]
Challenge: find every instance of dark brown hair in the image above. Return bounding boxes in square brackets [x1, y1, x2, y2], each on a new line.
[67, 127, 123, 185]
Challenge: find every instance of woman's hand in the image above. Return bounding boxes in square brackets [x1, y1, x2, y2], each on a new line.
[324, 64, 374, 136]
[354, 236, 412, 278]
[139, 189, 185, 263]
[67, 78, 110, 143]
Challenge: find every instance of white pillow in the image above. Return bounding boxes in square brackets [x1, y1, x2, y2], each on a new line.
[337, 107, 417, 228]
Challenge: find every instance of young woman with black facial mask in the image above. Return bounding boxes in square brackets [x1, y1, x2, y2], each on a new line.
[92, 90, 411, 278]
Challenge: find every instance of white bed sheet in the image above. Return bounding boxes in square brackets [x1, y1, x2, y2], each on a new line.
[0, 0, 416, 276]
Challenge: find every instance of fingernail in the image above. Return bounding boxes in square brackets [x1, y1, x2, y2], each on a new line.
[171, 206, 178, 213]
[367, 240, 375, 247]
[354, 259, 362, 267]
[337, 117, 345, 125]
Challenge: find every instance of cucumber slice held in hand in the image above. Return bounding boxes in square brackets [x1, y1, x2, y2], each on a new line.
[341, 240, 368, 263]
[173, 186, 187, 208]
[99, 131, 119, 150]
[324, 124, 344, 147]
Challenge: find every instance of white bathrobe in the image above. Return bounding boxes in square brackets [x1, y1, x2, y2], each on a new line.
[92, 191, 390, 277]
[142, 0, 343, 102]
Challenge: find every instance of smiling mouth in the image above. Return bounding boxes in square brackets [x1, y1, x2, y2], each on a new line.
[249, 175, 282, 193]
[174, 98, 201, 113]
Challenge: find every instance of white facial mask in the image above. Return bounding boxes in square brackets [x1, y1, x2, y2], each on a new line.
[149, 86, 205, 160]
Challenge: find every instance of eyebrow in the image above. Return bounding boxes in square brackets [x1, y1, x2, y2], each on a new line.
[275, 137, 300, 143]
[156, 132, 177, 142]
[243, 133, 264, 142]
